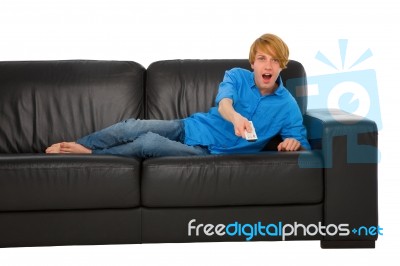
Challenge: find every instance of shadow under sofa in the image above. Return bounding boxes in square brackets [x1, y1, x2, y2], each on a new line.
[0, 59, 378, 248]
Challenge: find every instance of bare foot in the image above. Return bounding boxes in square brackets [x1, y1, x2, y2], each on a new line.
[59, 142, 92, 154]
[45, 143, 62, 153]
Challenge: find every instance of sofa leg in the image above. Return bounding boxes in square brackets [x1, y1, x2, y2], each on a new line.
[321, 240, 375, 249]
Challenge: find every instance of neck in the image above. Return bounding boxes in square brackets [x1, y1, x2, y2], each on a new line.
[259, 82, 278, 96]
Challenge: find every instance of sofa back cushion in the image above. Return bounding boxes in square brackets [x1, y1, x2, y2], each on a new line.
[145, 59, 307, 120]
[0, 60, 145, 153]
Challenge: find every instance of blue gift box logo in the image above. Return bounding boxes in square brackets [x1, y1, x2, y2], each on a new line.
[307, 39, 382, 130]
[290, 40, 382, 167]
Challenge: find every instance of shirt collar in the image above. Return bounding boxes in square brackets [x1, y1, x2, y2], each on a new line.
[273, 76, 285, 96]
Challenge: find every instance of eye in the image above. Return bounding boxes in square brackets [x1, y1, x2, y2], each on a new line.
[257, 56, 266, 61]
[272, 58, 280, 63]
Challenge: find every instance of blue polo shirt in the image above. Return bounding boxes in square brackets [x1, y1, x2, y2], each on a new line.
[183, 67, 310, 154]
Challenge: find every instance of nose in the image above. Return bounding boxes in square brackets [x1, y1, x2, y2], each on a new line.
[264, 59, 272, 69]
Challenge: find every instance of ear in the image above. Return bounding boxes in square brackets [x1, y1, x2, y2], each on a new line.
[251, 64, 254, 70]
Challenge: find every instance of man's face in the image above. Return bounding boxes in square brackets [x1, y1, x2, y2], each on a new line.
[251, 49, 282, 95]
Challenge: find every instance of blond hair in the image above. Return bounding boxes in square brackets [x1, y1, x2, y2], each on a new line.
[249, 33, 289, 69]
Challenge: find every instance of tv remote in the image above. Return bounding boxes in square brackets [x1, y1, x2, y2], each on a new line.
[245, 121, 258, 142]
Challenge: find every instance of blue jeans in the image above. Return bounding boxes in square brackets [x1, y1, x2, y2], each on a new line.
[76, 119, 209, 158]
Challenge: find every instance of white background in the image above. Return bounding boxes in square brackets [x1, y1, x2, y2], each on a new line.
[1, 0, 399, 265]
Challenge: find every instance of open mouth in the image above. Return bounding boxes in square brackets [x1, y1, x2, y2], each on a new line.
[262, 74, 272, 82]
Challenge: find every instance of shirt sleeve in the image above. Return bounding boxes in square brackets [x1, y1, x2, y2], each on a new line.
[215, 69, 239, 105]
[280, 100, 311, 150]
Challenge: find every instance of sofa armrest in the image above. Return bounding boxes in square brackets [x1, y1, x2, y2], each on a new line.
[304, 108, 378, 166]
[304, 109, 379, 243]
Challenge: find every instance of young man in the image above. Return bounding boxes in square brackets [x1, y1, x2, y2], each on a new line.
[46, 33, 310, 157]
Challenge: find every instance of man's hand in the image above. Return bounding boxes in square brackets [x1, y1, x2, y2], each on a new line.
[232, 113, 252, 139]
[277, 138, 302, 152]
[218, 98, 252, 139]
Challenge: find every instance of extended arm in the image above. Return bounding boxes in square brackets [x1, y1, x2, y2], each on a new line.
[218, 98, 252, 139]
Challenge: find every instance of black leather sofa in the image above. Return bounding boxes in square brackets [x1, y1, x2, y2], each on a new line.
[0, 59, 378, 248]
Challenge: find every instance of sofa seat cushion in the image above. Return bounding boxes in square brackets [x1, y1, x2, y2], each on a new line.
[0, 154, 141, 211]
[141, 151, 323, 207]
